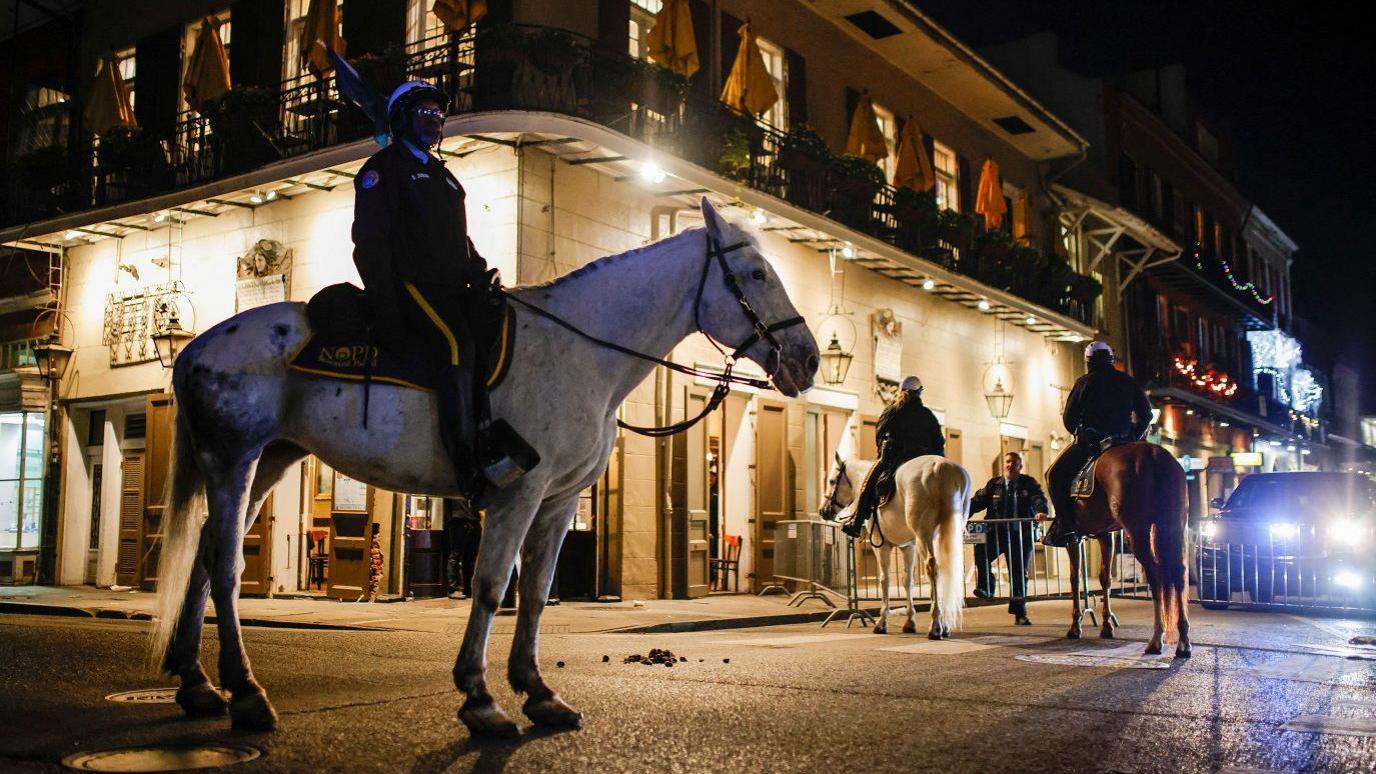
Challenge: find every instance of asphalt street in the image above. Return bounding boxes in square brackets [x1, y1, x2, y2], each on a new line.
[1, 600, 1375, 773]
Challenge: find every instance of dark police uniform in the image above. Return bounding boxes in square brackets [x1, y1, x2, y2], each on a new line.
[848, 394, 945, 534]
[1044, 359, 1153, 536]
[352, 140, 491, 479]
[970, 472, 1048, 616]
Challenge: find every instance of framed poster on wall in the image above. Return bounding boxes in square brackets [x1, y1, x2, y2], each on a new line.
[332, 472, 367, 512]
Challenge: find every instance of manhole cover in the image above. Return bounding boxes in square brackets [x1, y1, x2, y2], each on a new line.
[62, 744, 260, 771]
[104, 688, 181, 704]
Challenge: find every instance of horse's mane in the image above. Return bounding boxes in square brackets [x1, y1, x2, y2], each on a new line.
[524, 219, 760, 291]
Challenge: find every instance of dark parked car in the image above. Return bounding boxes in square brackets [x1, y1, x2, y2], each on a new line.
[1197, 472, 1376, 609]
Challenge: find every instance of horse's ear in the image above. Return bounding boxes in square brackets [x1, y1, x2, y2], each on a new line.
[834, 451, 843, 465]
[700, 197, 726, 240]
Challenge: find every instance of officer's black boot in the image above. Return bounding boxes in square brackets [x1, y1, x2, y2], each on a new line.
[472, 381, 540, 489]
[842, 487, 875, 538]
[1042, 513, 1080, 548]
[436, 365, 481, 497]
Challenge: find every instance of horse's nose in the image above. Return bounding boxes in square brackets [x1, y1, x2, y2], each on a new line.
[805, 353, 819, 374]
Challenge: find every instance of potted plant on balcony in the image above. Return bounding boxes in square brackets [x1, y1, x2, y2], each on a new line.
[777, 123, 830, 208]
[95, 126, 172, 203]
[473, 23, 527, 110]
[529, 27, 583, 76]
[204, 86, 280, 173]
[826, 153, 884, 230]
[637, 62, 690, 115]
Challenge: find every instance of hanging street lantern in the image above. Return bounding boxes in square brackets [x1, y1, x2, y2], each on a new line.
[32, 334, 74, 382]
[984, 375, 1014, 420]
[819, 331, 854, 386]
[151, 312, 196, 368]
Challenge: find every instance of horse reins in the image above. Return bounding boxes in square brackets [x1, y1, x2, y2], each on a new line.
[502, 234, 806, 437]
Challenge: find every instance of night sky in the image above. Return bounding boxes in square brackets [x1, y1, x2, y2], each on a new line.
[918, 0, 1374, 412]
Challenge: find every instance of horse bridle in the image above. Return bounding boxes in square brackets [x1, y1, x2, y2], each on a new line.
[820, 457, 851, 521]
[503, 232, 807, 437]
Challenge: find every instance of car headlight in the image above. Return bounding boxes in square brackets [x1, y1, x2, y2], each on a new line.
[1269, 522, 1299, 540]
[1333, 571, 1364, 589]
[1327, 520, 1366, 547]
[1200, 521, 1218, 539]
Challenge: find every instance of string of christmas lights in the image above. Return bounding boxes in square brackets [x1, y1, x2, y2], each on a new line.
[1191, 243, 1273, 305]
[1173, 355, 1239, 398]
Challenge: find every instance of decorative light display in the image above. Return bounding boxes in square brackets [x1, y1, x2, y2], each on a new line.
[1247, 330, 1301, 371]
[1290, 366, 1323, 414]
[1173, 355, 1239, 398]
[1191, 243, 1273, 305]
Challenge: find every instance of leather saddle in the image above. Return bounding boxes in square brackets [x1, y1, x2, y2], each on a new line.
[1070, 431, 1135, 500]
[290, 282, 516, 392]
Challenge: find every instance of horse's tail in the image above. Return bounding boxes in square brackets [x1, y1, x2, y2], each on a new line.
[934, 460, 970, 632]
[148, 410, 206, 671]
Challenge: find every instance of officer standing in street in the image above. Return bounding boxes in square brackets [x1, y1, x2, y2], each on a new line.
[970, 451, 1048, 625]
[351, 80, 526, 496]
[844, 375, 945, 538]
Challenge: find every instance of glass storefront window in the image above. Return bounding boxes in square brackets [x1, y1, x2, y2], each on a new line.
[0, 412, 46, 551]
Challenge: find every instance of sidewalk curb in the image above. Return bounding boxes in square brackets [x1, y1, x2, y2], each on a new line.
[0, 601, 96, 618]
[0, 601, 383, 632]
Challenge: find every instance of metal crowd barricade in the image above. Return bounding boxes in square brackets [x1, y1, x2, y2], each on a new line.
[1195, 521, 1376, 614]
[762, 520, 856, 616]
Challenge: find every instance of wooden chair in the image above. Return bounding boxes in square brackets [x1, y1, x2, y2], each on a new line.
[308, 529, 329, 590]
[710, 535, 742, 592]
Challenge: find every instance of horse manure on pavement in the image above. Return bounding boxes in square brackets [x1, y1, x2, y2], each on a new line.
[623, 648, 682, 665]
[602, 655, 610, 663]
[556, 661, 565, 668]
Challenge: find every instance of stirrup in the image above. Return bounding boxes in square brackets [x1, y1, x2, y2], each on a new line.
[478, 419, 541, 488]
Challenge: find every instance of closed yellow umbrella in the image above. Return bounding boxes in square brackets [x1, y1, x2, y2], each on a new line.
[86, 56, 136, 136]
[433, 0, 487, 30]
[1012, 189, 1029, 241]
[646, 0, 699, 78]
[892, 117, 934, 192]
[844, 91, 887, 165]
[975, 158, 1008, 230]
[300, 0, 346, 78]
[183, 17, 231, 113]
[720, 21, 777, 116]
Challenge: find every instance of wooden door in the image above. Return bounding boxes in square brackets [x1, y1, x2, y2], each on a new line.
[678, 387, 711, 598]
[115, 451, 145, 588]
[753, 400, 789, 591]
[140, 395, 176, 590]
[945, 427, 963, 467]
[240, 494, 273, 597]
[859, 414, 879, 460]
[327, 475, 371, 600]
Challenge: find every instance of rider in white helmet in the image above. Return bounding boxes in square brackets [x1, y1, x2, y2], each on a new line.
[842, 375, 945, 537]
[352, 80, 527, 496]
[1042, 341, 1152, 546]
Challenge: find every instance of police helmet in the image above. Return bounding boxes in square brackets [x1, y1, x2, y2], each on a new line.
[900, 375, 923, 392]
[386, 81, 448, 137]
[1084, 341, 1114, 363]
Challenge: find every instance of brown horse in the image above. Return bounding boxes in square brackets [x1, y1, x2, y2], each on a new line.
[1063, 442, 1191, 657]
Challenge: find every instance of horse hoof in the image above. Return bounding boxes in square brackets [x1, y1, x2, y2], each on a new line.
[1100, 628, 1115, 640]
[523, 694, 583, 729]
[176, 682, 227, 718]
[460, 698, 520, 738]
[229, 691, 277, 732]
[872, 623, 887, 635]
[1066, 629, 1081, 640]
[940, 629, 951, 640]
[1144, 643, 1163, 656]
[927, 630, 942, 641]
[902, 622, 917, 634]
[1175, 644, 1192, 659]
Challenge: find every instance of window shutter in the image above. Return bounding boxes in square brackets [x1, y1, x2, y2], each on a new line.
[783, 46, 806, 126]
[921, 131, 935, 161]
[135, 25, 181, 138]
[957, 154, 972, 213]
[598, 0, 630, 52]
[343, 0, 405, 58]
[689, 0, 714, 98]
[230, 0, 286, 89]
[720, 10, 743, 102]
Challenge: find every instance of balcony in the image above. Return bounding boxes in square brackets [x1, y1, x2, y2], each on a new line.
[1, 25, 1098, 325]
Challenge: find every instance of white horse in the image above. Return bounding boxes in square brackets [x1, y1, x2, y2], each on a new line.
[148, 198, 818, 736]
[820, 454, 972, 638]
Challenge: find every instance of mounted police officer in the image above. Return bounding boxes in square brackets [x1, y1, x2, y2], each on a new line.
[351, 80, 526, 496]
[970, 451, 1048, 625]
[1043, 341, 1153, 546]
[843, 376, 946, 538]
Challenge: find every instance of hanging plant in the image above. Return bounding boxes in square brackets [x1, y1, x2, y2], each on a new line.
[778, 123, 830, 163]
[717, 127, 752, 179]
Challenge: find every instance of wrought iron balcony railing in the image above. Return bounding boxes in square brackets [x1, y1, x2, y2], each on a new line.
[2, 25, 1098, 324]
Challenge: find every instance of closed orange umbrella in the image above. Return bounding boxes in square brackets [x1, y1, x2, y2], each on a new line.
[844, 91, 887, 165]
[892, 117, 933, 192]
[86, 56, 136, 135]
[433, 0, 487, 30]
[646, 0, 699, 78]
[300, 0, 346, 78]
[975, 158, 1008, 229]
[720, 22, 777, 116]
[183, 17, 231, 113]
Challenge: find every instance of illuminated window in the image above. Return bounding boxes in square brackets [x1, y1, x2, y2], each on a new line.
[869, 99, 896, 181]
[100, 47, 137, 111]
[283, 0, 342, 83]
[933, 139, 959, 212]
[0, 412, 46, 551]
[629, 0, 663, 59]
[406, 0, 446, 48]
[753, 35, 789, 131]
